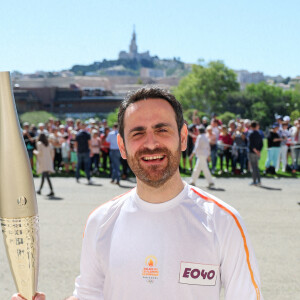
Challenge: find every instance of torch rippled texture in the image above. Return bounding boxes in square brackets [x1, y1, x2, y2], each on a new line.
[0, 71, 39, 300]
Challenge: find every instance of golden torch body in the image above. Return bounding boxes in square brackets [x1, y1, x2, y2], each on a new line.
[0, 71, 39, 300]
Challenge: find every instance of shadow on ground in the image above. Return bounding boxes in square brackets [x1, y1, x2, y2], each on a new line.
[256, 185, 282, 191]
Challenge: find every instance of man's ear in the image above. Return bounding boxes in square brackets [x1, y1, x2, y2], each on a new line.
[117, 134, 127, 159]
[180, 124, 188, 152]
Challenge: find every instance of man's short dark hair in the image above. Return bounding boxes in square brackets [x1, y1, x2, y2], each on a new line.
[250, 121, 258, 129]
[118, 87, 184, 139]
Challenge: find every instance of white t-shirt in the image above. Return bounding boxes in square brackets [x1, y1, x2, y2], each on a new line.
[73, 183, 263, 300]
[61, 141, 70, 158]
[193, 134, 211, 158]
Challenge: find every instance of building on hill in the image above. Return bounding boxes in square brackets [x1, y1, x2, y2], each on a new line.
[234, 70, 265, 89]
[119, 28, 152, 61]
[140, 68, 165, 78]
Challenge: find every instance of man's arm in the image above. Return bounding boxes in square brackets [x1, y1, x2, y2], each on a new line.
[216, 206, 263, 300]
[72, 209, 105, 299]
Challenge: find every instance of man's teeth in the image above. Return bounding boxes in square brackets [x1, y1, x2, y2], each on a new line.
[143, 155, 164, 161]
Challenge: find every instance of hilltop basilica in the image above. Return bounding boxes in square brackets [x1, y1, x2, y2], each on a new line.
[119, 29, 152, 61]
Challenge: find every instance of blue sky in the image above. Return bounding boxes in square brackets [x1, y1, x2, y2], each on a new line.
[0, 0, 299, 77]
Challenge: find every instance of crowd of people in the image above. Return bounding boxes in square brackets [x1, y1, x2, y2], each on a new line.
[22, 117, 130, 190]
[182, 112, 300, 185]
[22, 113, 300, 190]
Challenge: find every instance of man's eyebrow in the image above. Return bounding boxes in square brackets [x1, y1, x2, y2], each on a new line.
[128, 123, 172, 134]
[152, 122, 172, 129]
[129, 126, 146, 134]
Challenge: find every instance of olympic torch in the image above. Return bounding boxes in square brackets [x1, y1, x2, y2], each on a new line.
[0, 71, 39, 300]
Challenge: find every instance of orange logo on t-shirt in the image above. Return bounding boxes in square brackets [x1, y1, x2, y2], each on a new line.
[142, 255, 159, 283]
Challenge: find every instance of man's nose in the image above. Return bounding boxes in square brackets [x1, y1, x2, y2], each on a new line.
[144, 132, 159, 149]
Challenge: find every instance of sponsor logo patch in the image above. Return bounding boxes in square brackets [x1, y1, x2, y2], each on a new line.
[179, 262, 219, 286]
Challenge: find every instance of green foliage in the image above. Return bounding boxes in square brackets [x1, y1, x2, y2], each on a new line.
[221, 82, 300, 128]
[218, 111, 236, 126]
[183, 109, 208, 124]
[173, 61, 239, 113]
[136, 78, 143, 84]
[107, 108, 119, 128]
[249, 102, 268, 122]
[20, 111, 56, 126]
[290, 110, 300, 122]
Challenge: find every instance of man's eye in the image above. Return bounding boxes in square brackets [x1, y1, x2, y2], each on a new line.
[158, 128, 167, 133]
[133, 132, 143, 137]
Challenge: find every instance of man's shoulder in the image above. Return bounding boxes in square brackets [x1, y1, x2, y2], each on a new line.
[187, 185, 241, 223]
[84, 188, 135, 229]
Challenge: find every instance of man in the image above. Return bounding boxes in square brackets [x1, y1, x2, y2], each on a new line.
[290, 118, 300, 172]
[189, 126, 214, 188]
[276, 121, 290, 172]
[206, 125, 217, 174]
[37, 122, 48, 136]
[265, 123, 282, 173]
[106, 123, 121, 185]
[75, 122, 92, 184]
[248, 121, 263, 185]
[14, 87, 263, 300]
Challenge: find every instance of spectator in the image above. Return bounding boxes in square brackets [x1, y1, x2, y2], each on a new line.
[232, 123, 247, 174]
[276, 121, 290, 172]
[248, 121, 263, 186]
[181, 121, 191, 173]
[106, 123, 121, 185]
[90, 129, 101, 175]
[100, 127, 110, 172]
[121, 156, 130, 180]
[49, 127, 62, 172]
[61, 134, 70, 173]
[186, 124, 198, 172]
[265, 123, 282, 173]
[202, 116, 209, 128]
[211, 118, 220, 140]
[69, 130, 77, 172]
[192, 110, 201, 126]
[275, 114, 283, 129]
[75, 122, 92, 184]
[34, 133, 55, 196]
[228, 120, 236, 136]
[206, 125, 217, 174]
[22, 122, 36, 169]
[290, 119, 300, 172]
[65, 117, 74, 131]
[218, 125, 234, 174]
[37, 122, 48, 136]
[189, 126, 214, 188]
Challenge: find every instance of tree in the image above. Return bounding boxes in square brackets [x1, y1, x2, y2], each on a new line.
[173, 61, 239, 114]
[20, 111, 56, 126]
[218, 112, 236, 125]
[245, 82, 289, 128]
[107, 108, 119, 128]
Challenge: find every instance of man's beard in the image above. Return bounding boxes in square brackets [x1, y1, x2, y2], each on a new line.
[126, 144, 181, 188]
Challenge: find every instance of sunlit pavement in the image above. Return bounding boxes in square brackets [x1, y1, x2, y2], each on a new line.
[0, 177, 299, 299]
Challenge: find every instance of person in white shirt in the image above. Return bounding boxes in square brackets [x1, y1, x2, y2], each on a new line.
[61, 134, 71, 173]
[13, 87, 263, 300]
[189, 126, 214, 188]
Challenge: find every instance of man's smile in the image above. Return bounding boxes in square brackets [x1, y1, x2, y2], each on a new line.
[141, 155, 166, 162]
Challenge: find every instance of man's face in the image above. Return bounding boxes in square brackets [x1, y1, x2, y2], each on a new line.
[118, 99, 187, 188]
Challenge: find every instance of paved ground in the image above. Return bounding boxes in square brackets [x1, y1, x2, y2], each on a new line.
[0, 176, 299, 299]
